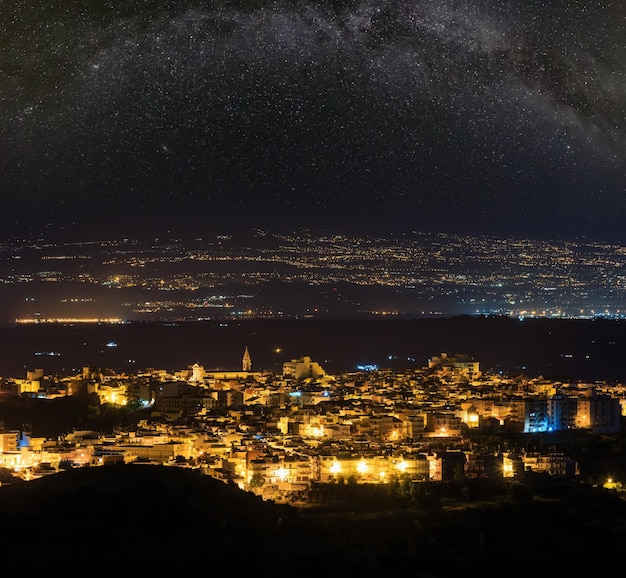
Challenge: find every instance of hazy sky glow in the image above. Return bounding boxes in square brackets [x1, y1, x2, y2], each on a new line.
[2, 1, 625, 239]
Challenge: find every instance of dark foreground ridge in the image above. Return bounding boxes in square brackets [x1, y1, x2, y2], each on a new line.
[0, 465, 340, 575]
[2, 464, 626, 577]
[1, 464, 425, 577]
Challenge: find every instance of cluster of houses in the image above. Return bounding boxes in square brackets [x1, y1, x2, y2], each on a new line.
[0, 350, 622, 498]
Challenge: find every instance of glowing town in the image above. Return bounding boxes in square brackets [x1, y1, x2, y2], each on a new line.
[0, 348, 623, 499]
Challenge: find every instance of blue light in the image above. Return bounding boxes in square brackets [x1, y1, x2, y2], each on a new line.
[356, 364, 378, 371]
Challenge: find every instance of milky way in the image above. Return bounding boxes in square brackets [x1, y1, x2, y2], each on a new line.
[1, 1, 625, 237]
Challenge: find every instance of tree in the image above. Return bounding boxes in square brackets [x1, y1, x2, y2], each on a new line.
[249, 473, 265, 489]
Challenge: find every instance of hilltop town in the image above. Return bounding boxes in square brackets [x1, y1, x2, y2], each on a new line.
[0, 349, 624, 498]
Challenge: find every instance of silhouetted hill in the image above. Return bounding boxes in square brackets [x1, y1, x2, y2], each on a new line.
[0, 464, 403, 576]
[3, 464, 626, 577]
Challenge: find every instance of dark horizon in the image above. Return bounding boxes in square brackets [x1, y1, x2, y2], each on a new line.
[2, 316, 625, 383]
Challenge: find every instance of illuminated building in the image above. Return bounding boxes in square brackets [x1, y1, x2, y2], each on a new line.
[425, 411, 463, 438]
[353, 414, 405, 441]
[392, 454, 430, 481]
[320, 454, 379, 483]
[428, 353, 481, 381]
[522, 452, 574, 477]
[548, 394, 579, 431]
[110, 442, 193, 463]
[391, 410, 426, 439]
[13, 376, 42, 396]
[94, 381, 128, 406]
[282, 356, 326, 380]
[0, 430, 19, 453]
[576, 390, 621, 433]
[191, 363, 206, 382]
[247, 454, 312, 496]
[502, 452, 524, 478]
[209, 388, 240, 408]
[460, 403, 480, 428]
[523, 398, 549, 433]
[503, 451, 580, 479]
[26, 369, 44, 381]
[154, 390, 217, 414]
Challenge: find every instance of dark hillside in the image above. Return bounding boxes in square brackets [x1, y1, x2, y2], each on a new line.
[2, 464, 626, 577]
[0, 464, 399, 576]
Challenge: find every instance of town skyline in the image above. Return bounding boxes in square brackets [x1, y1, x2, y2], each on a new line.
[0, 348, 620, 481]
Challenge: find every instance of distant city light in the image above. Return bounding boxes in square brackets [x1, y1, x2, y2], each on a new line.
[4, 229, 626, 323]
[16, 318, 124, 324]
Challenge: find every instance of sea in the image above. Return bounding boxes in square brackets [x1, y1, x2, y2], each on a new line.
[1, 316, 626, 383]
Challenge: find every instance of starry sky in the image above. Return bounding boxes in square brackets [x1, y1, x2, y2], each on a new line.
[1, 1, 625, 240]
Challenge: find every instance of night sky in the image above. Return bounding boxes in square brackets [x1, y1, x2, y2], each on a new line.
[2, 1, 625, 240]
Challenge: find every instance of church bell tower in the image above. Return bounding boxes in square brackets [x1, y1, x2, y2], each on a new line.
[242, 346, 252, 372]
